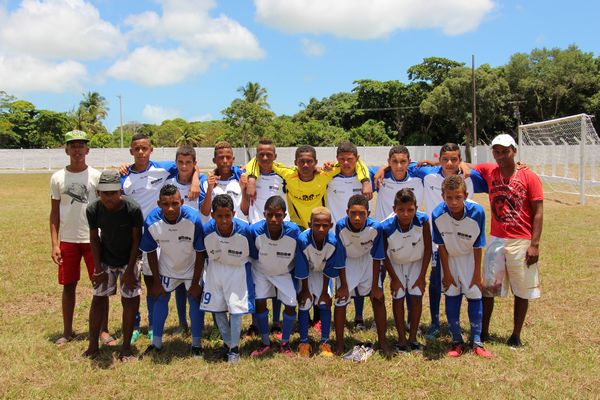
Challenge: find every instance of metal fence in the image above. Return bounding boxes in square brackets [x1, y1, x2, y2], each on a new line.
[0, 145, 494, 172]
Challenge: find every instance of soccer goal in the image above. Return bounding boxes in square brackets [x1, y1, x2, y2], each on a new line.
[518, 114, 600, 204]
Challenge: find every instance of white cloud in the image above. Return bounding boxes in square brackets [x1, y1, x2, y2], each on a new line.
[106, 46, 211, 86]
[189, 113, 213, 122]
[0, 54, 87, 93]
[254, 0, 495, 38]
[0, 0, 125, 60]
[300, 38, 325, 57]
[142, 104, 181, 123]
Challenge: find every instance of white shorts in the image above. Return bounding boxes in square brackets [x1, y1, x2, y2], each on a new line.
[141, 248, 161, 276]
[334, 254, 375, 307]
[253, 268, 298, 307]
[483, 236, 541, 300]
[442, 253, 482, 299]
[200, 262, 255, 314]
[93, 262, 142, 299]
[298, 270, 333, 311]
[391, 260, 423, 299]
[158, 274, 199, 293]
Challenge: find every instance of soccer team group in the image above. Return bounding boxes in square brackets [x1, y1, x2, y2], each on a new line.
[49, 129, 544, 363]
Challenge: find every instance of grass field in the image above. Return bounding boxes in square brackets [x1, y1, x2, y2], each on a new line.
[1, 173, 599, 399]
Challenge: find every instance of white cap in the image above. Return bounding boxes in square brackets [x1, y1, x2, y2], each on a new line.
[491, 134, 517, 148]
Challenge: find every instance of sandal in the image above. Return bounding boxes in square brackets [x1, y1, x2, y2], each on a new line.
[101, 334, 119, 346]
[55, 334, 75, 345]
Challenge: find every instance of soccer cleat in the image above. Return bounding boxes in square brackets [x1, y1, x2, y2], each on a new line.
[191, 346, 203, 359]
[473, 345, 493, 358]
[409, 341, 423, 353]
[250, 344, 271, 358]
[319, 342, 334, 357]
[298, 342, 312, 358]
[447, 342, 465, 357]
[312, 320, 322, 333]
[227, 351, 240, 364]
[425, 325, 440, 340]
[142, 344, 161, 358]
[342, 345, 362, 361]
[353, 320, 366, 331]
[270, 325, 283, 341]
[356, 345, 374, 362]
[506, 334, 523, 348]
[130, 329, 141, 344]
[280, 342, 294, 357]
[147, 330, 153, 342]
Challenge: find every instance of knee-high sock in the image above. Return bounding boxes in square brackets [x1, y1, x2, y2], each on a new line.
[429, 263, 441, 327]
[319, 304, 332, 343]
[467, 298, 483, 345]
[188, 294, 202, 347]
[175, 284, 188, 328]
[146, 294, 155, 330]
[152, 292, 171, 348]
[230, 314, 243, 349]
[353, 296, 365, 321]
[256, 310, 270, 345]
[272, 299, 282, 324]
[214, 312, 231, 348]
[298, 309, 310, 343]
[445, 294, 463, 344]
[282, 311, 296, 343]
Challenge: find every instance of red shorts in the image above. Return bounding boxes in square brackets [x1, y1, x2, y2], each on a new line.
[58, 242, 94, 285]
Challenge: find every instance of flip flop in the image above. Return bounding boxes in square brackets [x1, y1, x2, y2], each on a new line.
[55, 334, 75, 345]
[101, 335, 119, 346]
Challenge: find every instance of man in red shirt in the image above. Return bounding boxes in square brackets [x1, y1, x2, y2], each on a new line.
[472, 134, 544, 347]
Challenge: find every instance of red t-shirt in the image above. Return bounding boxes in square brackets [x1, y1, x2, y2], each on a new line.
[475, 163, 544, 239]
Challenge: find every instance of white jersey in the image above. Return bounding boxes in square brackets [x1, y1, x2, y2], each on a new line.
[249, 220, 300, 276]
[199, 166, 247, 222]
[374, 167, 424, 221]
[335, 216, 385, 262]
[121, 161, 177, 218]
[432, 199, 486, 256]
[203, 217, 253, 269]
[165, 175, 200, 211]
[295, 229, 340, 278]
[248, 172, 289, 223]
[50, 166, 101, 243]
[416, 166, 488, 217]
[326, 172, 376, 224]
[139, 205, 205, 280]
[381, 211, 429, 265]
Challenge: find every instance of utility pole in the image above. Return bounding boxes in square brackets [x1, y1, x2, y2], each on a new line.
[117, 95, 124, 148]
[472, 55, 477, 163]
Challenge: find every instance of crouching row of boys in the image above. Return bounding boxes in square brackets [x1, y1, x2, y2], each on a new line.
[85, 169, 491, 363]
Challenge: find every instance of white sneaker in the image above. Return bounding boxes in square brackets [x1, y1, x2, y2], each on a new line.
[227, 351, 240, 364]
[356, 345, 374, 362]
[342, 345, 362, 361]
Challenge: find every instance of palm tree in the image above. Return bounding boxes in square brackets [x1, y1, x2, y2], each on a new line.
[75, 91, 109, 135]
[237, 82, 269, 109]
[175, 125, 204, 146]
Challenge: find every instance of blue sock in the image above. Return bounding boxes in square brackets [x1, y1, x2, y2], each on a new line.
[188, 294, 202, 347]
[405, 293, 412, 324]
[468, 298, 483, 345]
[146, 294, 155, 330]
[256, 310, 270, 345]
[175, 284, 188, 328]
[445, 294, 463, 343]
[134, 311, 141, 330]
[353, 296, 364, 321]
[272, 299, 282, 324]
[214, 312, 231, 347]
[282, 311, 296, 343]
[230, 314, 242, 349]
[429, 263, 441, 328]
[198, 310, 205, 334]
[319, 304, 332, 343]
[152, 292, 171, 348]
[298, 309, 310, 343]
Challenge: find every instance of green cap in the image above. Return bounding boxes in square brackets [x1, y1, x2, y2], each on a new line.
[65, 130, 89, 143]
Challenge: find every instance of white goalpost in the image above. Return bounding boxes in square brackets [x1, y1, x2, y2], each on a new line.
[518, 114, 600, 204]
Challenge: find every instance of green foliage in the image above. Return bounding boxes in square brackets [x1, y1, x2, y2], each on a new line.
[295, 119, 349, 146]
[221, 99, 275, 147]
[407, 57, 465, 85]
[74, 91, 109, 137]
[237, 82, 269, 109]
[89, 132, 116, 148]
[348, 119, 397, 146]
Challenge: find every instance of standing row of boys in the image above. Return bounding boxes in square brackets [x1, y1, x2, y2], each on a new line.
[50, 130, 543, 363]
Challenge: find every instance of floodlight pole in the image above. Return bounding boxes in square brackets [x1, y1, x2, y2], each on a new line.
[117, 95, 124, 148]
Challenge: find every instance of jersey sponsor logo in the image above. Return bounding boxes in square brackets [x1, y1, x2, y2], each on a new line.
[226, 190, 240, 198]
[360, 239, 374, 246]
[150, 177, 164, 185]
[457, 232, 472, 240]
[228, 249, 243, 257]
[276, 251, 292, 258]
[294, 193, 317, 201]
[352, 188, 362, 193]
[178, 235, 192, 242]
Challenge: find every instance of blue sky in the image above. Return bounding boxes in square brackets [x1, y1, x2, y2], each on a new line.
[1, 0, 599, 132]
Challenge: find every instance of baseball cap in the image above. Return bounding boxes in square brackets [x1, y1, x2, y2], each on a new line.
[491, 134, 517, 148]
[65, 130, 89, 143]
[97, 170, 122, 191]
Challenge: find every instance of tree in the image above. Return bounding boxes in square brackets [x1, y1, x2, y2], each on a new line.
[348, 120, 397, 146]
[75, 91, 109, 136]
[175, 125, 205, 146]
[407, 57, 465, 86]
[237, 82, 269, 109]
[221, 99, 275, 148]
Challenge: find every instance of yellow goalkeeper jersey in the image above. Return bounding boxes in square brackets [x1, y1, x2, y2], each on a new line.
[246, 159, 369, 229]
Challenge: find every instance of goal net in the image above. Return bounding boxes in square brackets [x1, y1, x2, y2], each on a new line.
[518, 114, 600, 204]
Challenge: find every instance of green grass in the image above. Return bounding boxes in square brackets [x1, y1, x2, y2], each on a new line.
[1, 174, 599, 399]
